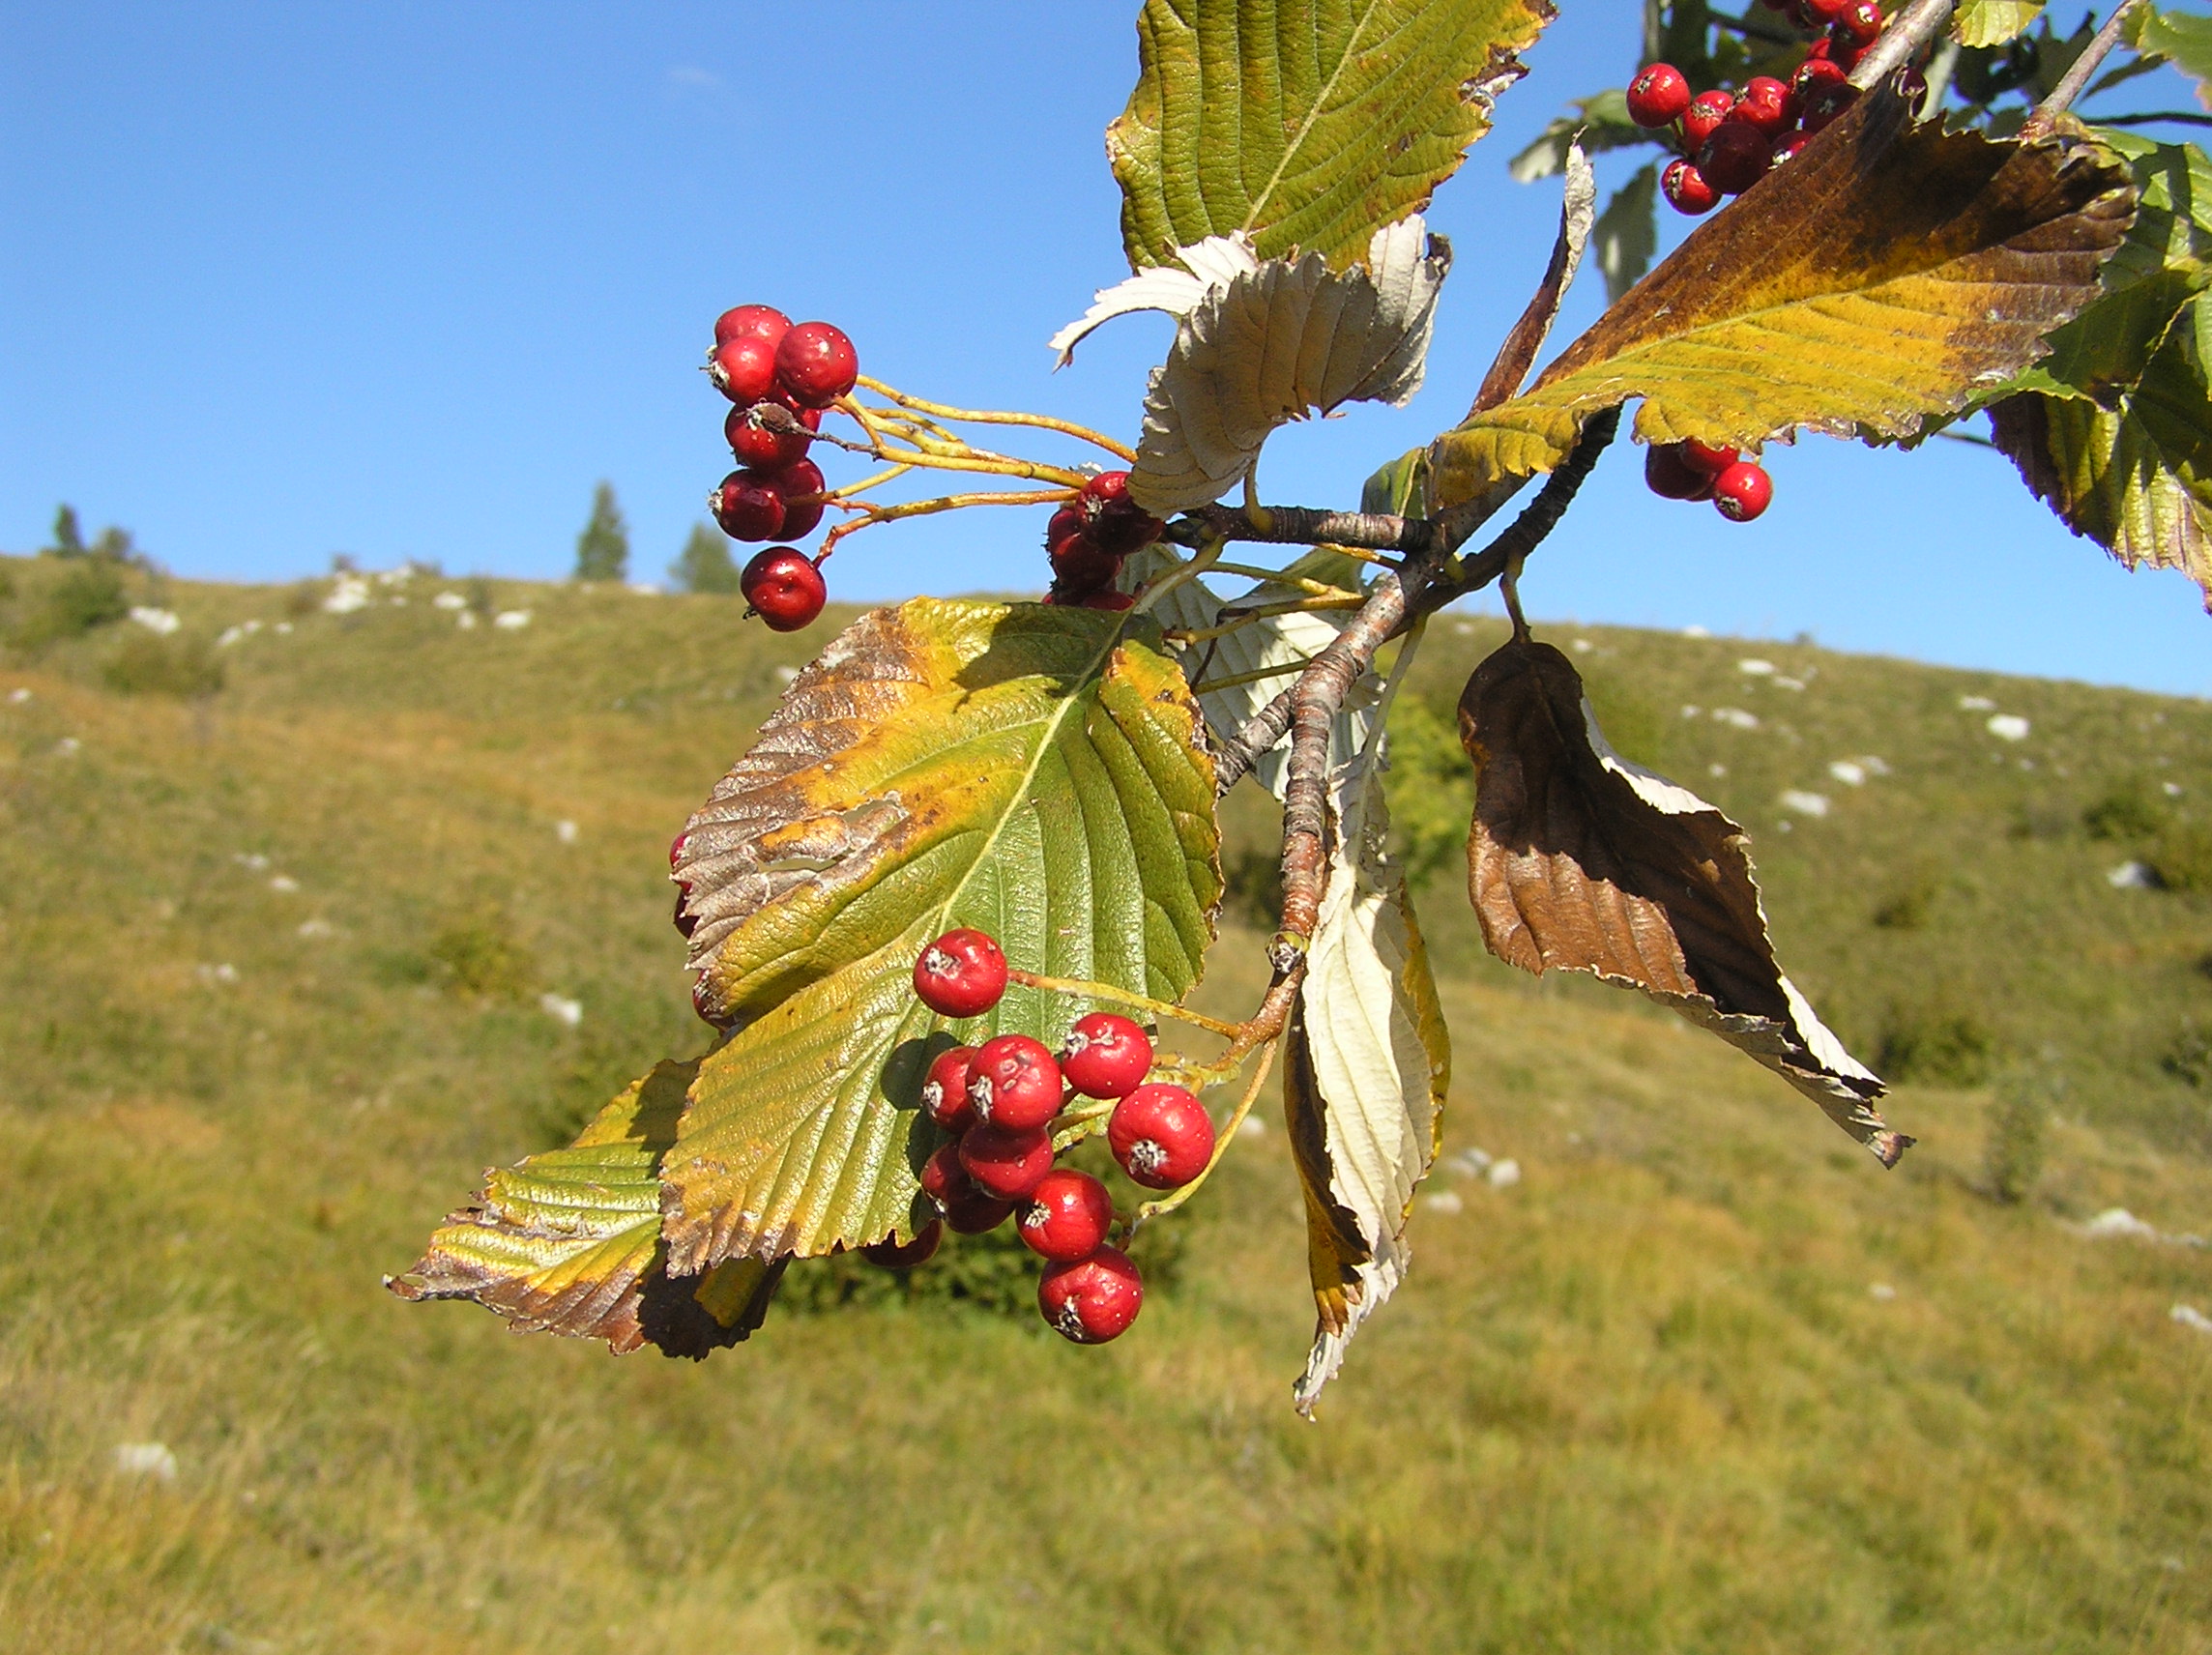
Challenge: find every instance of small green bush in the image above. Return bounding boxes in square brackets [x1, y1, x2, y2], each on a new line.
[1984, 1069, 2055, 1204]
[16, 558, 129, 648]
[102, 632, 224, 699]
[428, 907, 531, 1000]
[2151, 825, 2212, 894]
[1880, 1003, 1994, 1087]
[1382, 695, 1475, 889]
[2082, 781, 2164, 841]
[1871, 875, 1937, 931]
[2166, 1025, 2212, 1089]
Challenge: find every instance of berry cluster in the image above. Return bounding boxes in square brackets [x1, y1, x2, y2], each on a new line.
[704, 304, 860, 632]
[1644, 438, 1774, 522]
[1627, 0, 1905, 218]
[1039, 470, 1163, 610]
[871, 926, 1218, 1344]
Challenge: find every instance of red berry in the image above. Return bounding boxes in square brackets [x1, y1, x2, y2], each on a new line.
[1046, 504, 1086, 552]
[921, 1045, 980, 1133]
[1661, 159, 1720, 216]
[725, 401, 815, 471]
[1699, 120, 1775, 195]
[1798, 78, 1858, 131]
[1050, 531, 1121, 596]
[861, 1218, 942, 1268]
[1772, 131, 1811, 166]
[921, 1142, 1013, 1233]
[1830, 36, 1867, 73]
[739, 547, 826, 631]
[1798, 0, 1848, 21]
[713, 305, 789, 348]
[1037, 1247, 1143, 1344]
[1790, 55, 1848, 103]
[1108, 1083, 1214, 1190]
[1644, 443, 1718, 502]
[668, 830, 688, 869]
[1626, 62, 1693, 128]
[1682, 89, 1734, 149]
[1680, 438, 1741, 475]
[770, 457, 827, 539]
[970, 1033, 1064, 1130]
[1062, 1012, 1152, 1099]
[710, 335, 779, 405]
[774, 321, 859, 409]
[1805, 35, 1834, 60]
[1733, 76, 1792, 135]
[712, 470, 785, 541]
[690, 975, 726, 1026]
[959, 1121, 1055, 1201]
[1016, 1168, 1115, 1263]
[1080, 591, 1136, 611]
[1836, 0, 1883, 44]
[1079, 471, 1133, 508]
[1896, 65, 1929, 114]
[913, 928, 1008, 1018]
[1090, 507, 1165, 559]
[1712, 460, 1774, 522]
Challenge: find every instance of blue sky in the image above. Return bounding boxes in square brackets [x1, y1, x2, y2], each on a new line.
[3, 3, 2207, 693]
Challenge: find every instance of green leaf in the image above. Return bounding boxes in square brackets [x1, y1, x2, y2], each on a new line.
[2133, 6, 2212, 111]
[388, 1060, 784, 1355]
[1108, 0, 1555, 272]
[1428, 82, 2137, 504]
[1592, 162, 1660, 305]
[1508, 90, 1655, 185]
[1993, 295, 2212, 610]
[661, 600, 1223, 1272]
[1955, 0, 2046, 49]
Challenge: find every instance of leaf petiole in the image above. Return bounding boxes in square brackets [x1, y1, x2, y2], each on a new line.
[1004, 968, 1244, 1039]
[1124, 1038, 1279, 1236]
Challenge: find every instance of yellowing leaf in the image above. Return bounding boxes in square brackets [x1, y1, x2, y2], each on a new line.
[1429, 82, 2136, 504]
[2133, 6, 2212, 112]
[388, 1060, 783, 1356]
[1130, 218, 1452, 512]
[1457, 639, 1911, 1165]
[1108, 0, 1554, 272]
[661, 599, 1222, 1272]
[1286, 754, 1448, 1416]
[1955, 0, 2046, 47]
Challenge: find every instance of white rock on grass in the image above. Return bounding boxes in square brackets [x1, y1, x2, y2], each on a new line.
[297, 918, 334, 939]
[493, 610, 532, 630]
[774, 665, 801, 685]
[1779, 790, 1831, 818]
[2108, 861, 2156, 889]
[2083, 1207, 2160, 1239]
[1987, 713, 2030, 741]
[2164, 780, 2185, 798]
[1959, 694, 1995, 711]
[269, 875, 300, 893]
[2172, 1304, 2212, 1335]
[1682, 624, 1711, 638]
[54, 737, 79, 755]
[195, 963, 239, 986]
[1869, 1283, 1898, 1302]
[217, 626, 246, 648]
[1446, 1147, 1493, 1177]
[7, 687, 30, 704]
[114, 1442, 178, 1481]
[323, 576, 372, 615]
[555, 820, 578, 844]
[1487, 1158, 1522, 1188]
[1572, 638, 1593, 653]
[1419, 1189, 1465, 1214]
[1713, 708, 1760, 730]
[1235, 1113, 1266, 1140]
[1828, 761, 1867, 786]
[456, 610, 478, 629]
[539, 993, 583, 1028]
[1773, 676, 1805, 691]
[1737, 658, 1775, 676]
[129, 606, 181, 634]
[432, 592, 468, 610]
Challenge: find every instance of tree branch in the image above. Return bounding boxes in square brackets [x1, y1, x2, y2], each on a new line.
[1848, 0, 1956, 90]
[1212, 684, 1296, 795]
[2023, 0, 2144, 138]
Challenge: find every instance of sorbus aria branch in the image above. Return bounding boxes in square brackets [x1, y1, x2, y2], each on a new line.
[2023, 0, 2143, 138]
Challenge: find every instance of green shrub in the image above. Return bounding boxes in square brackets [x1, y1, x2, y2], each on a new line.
[2166, 1025, 2212, 1089]
[671, 524, 742, 595]
[428, 907, 531, 999]
[2151, 824, 2212, 893]
[102, 632, 224, 699]
[1382, 695, 1474, 889]
[1879, 1003, 1994, 1086]
[2082, 781, 2164, 841]
[1984, 1069, 2055, 1204]
[1871, 874, 1938, 931]
[16, 558, 129, 648]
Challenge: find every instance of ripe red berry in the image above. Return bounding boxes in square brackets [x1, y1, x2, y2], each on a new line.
[1046, 504, 1086, 552]
[1037, 1246, 1143, 1344]
[861, 1218, 942, 1268]
[1016, 1168, 1115, 1263]
[1835, 0, 1884, 44]
[1798, 78, 1858, 131]
[774, 321, 859, 409]
[1699, 120, 1775, 194]
[690, 975, 725, 1026]
[1079, 470, 1132, 508]
[713, 304, 789, 348]
[1680, 438, 1741, 475]
[712, 470, 785, 541]
[1797, 0, 1848, 22]
[913, 928, 1008, 1018]
[921, 1142, 1013, 1233]
[1733, 76, 1792, 135]
[1661, 159, 1720, 216]
[1644, 443, 1718, 502]
[1626, 62, 1693, 128]
[1108, 1083, 1214, 1190]
[1772, 131, 1812, 167]
[1712, 460, 1775, 522]
[1682, 89, 1734, 149]
[770, 457, 827, 539]
[739, 547, 827, 631]
[1050, 531, 1121, 596]
[1062, 1012, 1152, 1099]
[710, 335, 779, 405]
[970, 1033, 1064, 1130]
[725, 401, 816, 471]
[959, 1121, 1055, 1202]
[1790, 55, 1848, 105]
[921, 1045, 980, 1133]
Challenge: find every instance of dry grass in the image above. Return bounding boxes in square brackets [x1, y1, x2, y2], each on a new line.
[1, 562, 2209, 1652]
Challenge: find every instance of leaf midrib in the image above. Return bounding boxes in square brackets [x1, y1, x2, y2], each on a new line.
[1241, 0, 1393, 248]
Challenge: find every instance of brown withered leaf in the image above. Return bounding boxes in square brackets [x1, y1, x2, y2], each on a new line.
[387, 1060, 785, 1356]
[1457, 640, 1910, 1165]
[1430, 78, 2136, 503]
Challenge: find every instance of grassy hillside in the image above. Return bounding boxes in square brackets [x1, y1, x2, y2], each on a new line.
[1, 553, 2209, 1653]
